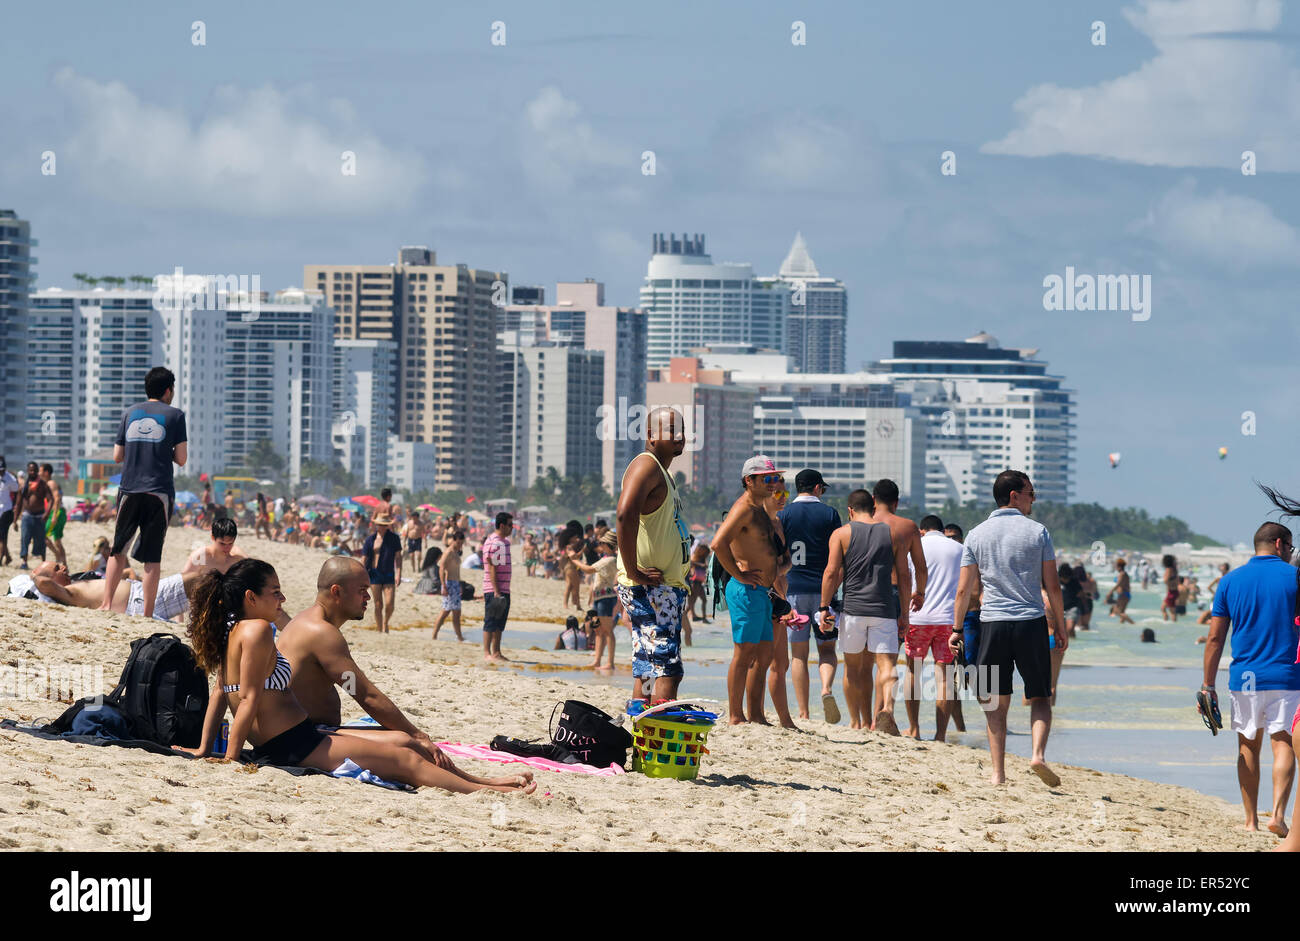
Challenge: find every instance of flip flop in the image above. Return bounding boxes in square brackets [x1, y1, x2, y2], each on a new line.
[782, 611, 810, 626]
[1196, 690, 1222, 735]
[873, 710, 900, 736]
[821, 693, 841, 725]
[1029, 763, 1061, 787]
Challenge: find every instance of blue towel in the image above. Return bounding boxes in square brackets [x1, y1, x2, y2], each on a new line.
[330, 758, 414, 791]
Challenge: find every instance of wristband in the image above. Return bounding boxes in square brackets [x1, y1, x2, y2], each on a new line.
[819, 605, 831, 613]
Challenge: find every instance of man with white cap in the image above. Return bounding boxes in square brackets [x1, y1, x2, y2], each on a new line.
[712, 456, 792, 725]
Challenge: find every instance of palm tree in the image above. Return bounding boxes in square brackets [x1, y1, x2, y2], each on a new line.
[72, 273, 90, 289]
[129, 275, 152, 289]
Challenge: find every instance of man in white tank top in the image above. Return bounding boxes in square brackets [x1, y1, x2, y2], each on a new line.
[904, 516, 964, 740]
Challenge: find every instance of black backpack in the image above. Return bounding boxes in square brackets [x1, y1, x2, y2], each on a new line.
[44, 633, 208, 747]
[549, 700, 632, 769]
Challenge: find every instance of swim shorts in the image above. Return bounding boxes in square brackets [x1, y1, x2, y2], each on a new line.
[615, 583, 685, 680]
[127, 573, 190, 621]
[1230, 688, 1300, 738]
[111, 492, 169, 564]
[724, 580, 774, 644]
[975, 616, 1051, 700]
[45, 506, 66, 540]
[904, 623, 954, 664]
[441, 579, 462, 611]
[840, 615, 899, 656]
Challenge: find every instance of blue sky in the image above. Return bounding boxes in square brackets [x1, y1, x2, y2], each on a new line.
[5, 0, 1300, 542]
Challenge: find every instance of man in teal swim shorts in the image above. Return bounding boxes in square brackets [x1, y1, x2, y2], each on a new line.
[712, 456, 791, 726]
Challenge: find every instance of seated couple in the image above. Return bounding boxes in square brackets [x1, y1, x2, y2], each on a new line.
[10, 561, 197, 621]
[176, 556, 535, 795]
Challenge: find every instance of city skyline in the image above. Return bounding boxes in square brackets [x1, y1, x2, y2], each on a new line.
[6, 0, 1299, 540]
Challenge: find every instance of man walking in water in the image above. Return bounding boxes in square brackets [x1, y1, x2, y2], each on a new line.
[779, 468, 843, 723]
[712, 456, 791, 725]
[820, 489, 907, 730]
[615, 406, 691, 703]
[950, 470, 1067, 786]
[100, 367, 187, 618]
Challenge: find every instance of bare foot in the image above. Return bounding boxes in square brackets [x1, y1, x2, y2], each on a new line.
[1268, 818, 1289, 837]
[584, 659, 601, 669]
[489, 770, 534, 787]
[1244, 821, 1260, 832]
[903, 728, 921, 739]
[484, 656, 499, 664]
[728, 715, 747, 726]
[1029, 761, 1061, 787]
[489, 776, 537, 794]
[990, 772, 1006, 785]
[495, 653, 510, 662]
[748, 715, 771, 726]
[779, 719, 799, 730]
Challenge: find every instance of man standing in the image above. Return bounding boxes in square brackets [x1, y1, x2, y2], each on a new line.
[1201, 522, 1299, 837]
[14, 460, 53, 570]
[711, 456, 790, 725]
[615, 406, 691, 703]
[778, 468, 843, 723]
[0, 457, 19, 567]
[363, 513, 402, 633]
[39, 464, 67, 568]
[903, 515, 963, 741]
[482, 512, 515, 663]
[404, 511, 424, 575]
[100, 367, 187, 617]
[950, 470, 1067, 786]
[820, 489, 907, 731]
[1109, 558, 1136, 624]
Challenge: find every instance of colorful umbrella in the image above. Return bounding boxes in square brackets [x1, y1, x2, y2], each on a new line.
[353, 495, 382, 507]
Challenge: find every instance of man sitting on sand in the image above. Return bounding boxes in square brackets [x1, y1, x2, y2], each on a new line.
[182, 517, 248, 575]
[276, 557, 450, 764]
[11, 560, 198, 621]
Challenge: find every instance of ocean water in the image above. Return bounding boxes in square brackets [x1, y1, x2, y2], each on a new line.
[458, 578, 1286, 811]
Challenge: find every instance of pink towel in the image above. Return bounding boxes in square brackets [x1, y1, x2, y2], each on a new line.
[436, 741, 625, 776]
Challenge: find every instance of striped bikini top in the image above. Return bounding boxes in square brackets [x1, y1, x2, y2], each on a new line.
[221, 616, 292, 693]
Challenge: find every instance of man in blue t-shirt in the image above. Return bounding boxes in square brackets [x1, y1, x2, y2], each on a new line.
[778, 468, 843, 724]
[1203, 521, 1300, 837]
[101, 367, 187, 619]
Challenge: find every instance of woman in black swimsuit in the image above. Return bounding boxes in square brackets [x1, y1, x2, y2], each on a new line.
[178, 559, 535, 794]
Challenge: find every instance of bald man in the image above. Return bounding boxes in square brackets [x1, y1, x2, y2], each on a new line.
[616, 405, 692, 702]
[12, 560, 197, 621]
[277, 557, 447, 763]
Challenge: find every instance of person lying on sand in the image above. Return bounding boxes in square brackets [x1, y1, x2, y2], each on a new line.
[277, 558, 445, 758]
[12, 560, 197, 621]
[177, 559, 535, 795]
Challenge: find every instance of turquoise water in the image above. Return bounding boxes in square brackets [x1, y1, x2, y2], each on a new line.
[474, 577, 1289, 810]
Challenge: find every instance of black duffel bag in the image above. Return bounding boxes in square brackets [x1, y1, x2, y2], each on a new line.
[549, 699, 632, 769]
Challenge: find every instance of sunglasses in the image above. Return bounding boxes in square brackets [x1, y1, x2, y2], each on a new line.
[754, 474, 782, 484]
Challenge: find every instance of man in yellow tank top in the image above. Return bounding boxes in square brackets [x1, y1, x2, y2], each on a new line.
[615, 406, 691, 702]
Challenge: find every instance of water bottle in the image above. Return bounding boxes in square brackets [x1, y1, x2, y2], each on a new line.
[213, 720, 229, 757]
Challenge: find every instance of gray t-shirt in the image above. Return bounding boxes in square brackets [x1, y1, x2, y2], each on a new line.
[116, 399, 186, 503]
[961, 508, 1056, 621]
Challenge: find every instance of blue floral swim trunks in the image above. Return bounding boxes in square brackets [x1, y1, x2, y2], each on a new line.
[614, 584, 686, 680]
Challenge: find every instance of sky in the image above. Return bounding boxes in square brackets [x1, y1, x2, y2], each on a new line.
[5, 0, 1300, 542]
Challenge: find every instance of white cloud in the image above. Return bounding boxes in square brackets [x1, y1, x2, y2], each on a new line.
[983, 0, 1300, 169]
[1129, 177, 1300, 269]
[521, 86, 629, 191]
[53, 69, 426, 214]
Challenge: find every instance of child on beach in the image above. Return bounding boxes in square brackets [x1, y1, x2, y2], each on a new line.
[433, 531, 464, 641]
[562, 536, 586, 612]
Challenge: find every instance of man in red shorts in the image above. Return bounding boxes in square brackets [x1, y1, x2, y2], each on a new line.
[904, 515, 964, 740]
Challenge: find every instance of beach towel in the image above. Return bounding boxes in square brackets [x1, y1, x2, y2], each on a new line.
[331, 758, 414, 792]
[436, 740, 625, 776]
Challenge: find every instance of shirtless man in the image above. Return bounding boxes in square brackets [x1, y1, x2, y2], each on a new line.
[39, 464, 67, 568]
[182, 517, 248, 575]
[17, 560, 198, 621]
[820, 489, 909, 730]
[403, 512, 424, 575]
[868, 479, 927, 733]
[711, 456, 791, 726]
[432, 530, 465, 641]
[276, 557, 449, 765]
[615, 406, 691, 703]
[1109, 558, 1136, 624]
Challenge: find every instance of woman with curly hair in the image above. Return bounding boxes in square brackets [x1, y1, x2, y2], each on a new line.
[178, 558, 535, 794]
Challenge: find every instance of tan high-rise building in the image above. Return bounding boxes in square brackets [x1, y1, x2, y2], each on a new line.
[305, 247, 507, 489]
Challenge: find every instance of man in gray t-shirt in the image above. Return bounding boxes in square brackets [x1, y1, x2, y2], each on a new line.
[951, 470, 1066, 788]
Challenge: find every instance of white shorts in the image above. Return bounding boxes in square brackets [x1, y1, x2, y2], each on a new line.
[128, 573, 190, 621]
[840, 615, 899, 656]
[1229, 688, 1300, 738]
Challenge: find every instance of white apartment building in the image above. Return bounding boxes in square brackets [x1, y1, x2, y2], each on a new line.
[641, 233, 789, 369]
[756, 232, 848, 374]
[332, 339, 398, 489]
[386, 436, 436, 495]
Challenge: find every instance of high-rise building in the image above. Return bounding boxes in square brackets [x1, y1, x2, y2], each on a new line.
[870, 333, 1076, 505]
[305, 246, 508, 489]
[641, 233, 789, 370]
[387, 436, 437, 495]
[757, 232, 847, 373]
[645, 357, 755, 495]
[503, 279, 646, 491]
[333, 340, 398, 489]
[0, 211, 35, 459]
[224, 289, 333, 485]
[498, 332, 605, 489]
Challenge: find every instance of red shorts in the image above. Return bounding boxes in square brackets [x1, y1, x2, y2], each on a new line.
[904, 624, 954, 663]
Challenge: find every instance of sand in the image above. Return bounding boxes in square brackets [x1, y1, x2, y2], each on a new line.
[0, 521, 1274, 851]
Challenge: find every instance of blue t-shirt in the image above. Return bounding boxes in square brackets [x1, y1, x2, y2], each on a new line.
[1211, 555, 1300, 691]
[778, 496, 842, 595]
[961, 508, 1056, 621]
[115, 400, 186, 501]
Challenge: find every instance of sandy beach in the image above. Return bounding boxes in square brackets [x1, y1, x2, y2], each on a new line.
[0, 521, 1272, 851]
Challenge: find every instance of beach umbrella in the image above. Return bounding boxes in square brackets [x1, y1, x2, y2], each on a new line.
[299, 493, 329, 503]
[419, 504, 444, 513]
[353, 494, 382, 507]
[175, 491, 200, 505]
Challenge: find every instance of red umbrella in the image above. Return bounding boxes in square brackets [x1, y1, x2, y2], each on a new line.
[353, 495, 382, 507]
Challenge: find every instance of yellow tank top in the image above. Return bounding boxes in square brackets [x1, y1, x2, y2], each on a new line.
[617, 453, 690, 589]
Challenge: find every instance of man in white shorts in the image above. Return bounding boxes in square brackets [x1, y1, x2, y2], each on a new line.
[1202, 520, 1300, 837]
[15, 560, 199, 622]
[819, 489, 909, 731]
